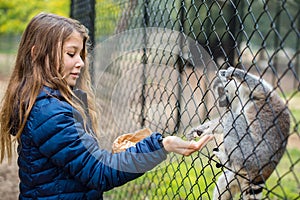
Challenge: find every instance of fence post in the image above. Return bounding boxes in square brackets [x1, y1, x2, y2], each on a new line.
[70, 0, 96, 84]
[140, 0, 150, 128]
[174, 0, 186, 134]
[227, 0, 239, 67]
[296, 18, 300, 89]
[272, 2, 281, 86]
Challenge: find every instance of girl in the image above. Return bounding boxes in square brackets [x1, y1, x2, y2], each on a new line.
[0, 13, 213, 199]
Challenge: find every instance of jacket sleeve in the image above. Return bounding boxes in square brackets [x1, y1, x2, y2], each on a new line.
[29, 99, 167, 192]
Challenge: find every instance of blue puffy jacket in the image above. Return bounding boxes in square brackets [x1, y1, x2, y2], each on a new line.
[18, 86, 167, 199]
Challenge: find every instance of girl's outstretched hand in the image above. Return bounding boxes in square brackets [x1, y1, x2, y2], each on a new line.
[162, 135, 214, 156]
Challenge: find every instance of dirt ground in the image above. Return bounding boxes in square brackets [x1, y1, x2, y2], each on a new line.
[0, 79, 19, 199]
[0, 154, 19, 199]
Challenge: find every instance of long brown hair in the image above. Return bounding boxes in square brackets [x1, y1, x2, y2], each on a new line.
[0, 13, 99, 163]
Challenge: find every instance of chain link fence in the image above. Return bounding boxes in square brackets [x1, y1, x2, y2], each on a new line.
[71, 0, 300, 199]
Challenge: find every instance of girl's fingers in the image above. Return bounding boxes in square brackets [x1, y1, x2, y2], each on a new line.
[181, 135, 214, 156]
[194, 135, 214, 149]
[163, 135, 214, 156]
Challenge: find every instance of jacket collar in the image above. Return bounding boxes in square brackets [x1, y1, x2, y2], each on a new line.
[36, 86, 63, 101]
[37, 86, 88, 108]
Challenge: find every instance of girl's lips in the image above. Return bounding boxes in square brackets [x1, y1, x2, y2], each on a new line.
[70, 73, 80, 78]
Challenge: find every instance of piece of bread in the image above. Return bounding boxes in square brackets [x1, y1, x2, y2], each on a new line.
[112, 128, 152, 153]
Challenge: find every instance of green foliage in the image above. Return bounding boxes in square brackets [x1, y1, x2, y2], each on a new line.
[104, 148, 300, 199]
[0, 0, 122, 39]
[0, 0, 70, 34]
[265, 148, 300, 199]
[95, 0, 122, 39]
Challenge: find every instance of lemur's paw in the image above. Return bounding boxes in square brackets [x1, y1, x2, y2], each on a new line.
[212, 148, 223, 168]
[186, 128, 203, 140]
[186, 129, 199, 141]
[213, 148, 224, 160]
[186, 124, 210, 140]
[213, 149, 229, 168]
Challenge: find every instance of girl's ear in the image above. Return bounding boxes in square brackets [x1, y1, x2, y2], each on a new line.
[31, 46, 36, 60]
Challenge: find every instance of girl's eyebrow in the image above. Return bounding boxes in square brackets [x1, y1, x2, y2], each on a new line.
[65, 45, 79, 50]
[64, 45, 83, 52]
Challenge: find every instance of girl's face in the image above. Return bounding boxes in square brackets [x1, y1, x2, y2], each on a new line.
[62, 31, 85, 87]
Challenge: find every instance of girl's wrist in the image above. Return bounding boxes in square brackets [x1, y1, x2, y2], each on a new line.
[158, 135, 169, 154]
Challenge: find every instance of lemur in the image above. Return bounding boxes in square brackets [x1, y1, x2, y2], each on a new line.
[186, 67, 290, 200]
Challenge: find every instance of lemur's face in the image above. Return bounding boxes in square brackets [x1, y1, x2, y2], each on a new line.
[212, 77, 226, 107]
[213, 70, 236, 108]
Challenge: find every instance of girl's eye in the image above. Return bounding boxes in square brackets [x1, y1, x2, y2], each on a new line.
[67, 53, 75, 57]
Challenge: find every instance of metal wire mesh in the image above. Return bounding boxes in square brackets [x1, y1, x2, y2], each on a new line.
[72, 0, 300, 199]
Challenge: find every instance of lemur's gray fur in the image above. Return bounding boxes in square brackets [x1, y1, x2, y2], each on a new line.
[186, 67, 290, 200]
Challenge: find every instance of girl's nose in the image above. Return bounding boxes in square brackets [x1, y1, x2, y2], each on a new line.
[76, 56, 84, 68]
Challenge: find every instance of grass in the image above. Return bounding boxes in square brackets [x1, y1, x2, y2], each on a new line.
[265, 148, 300, 199]
[104, 147, 300, 199]
[104, 154, 218, 200]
